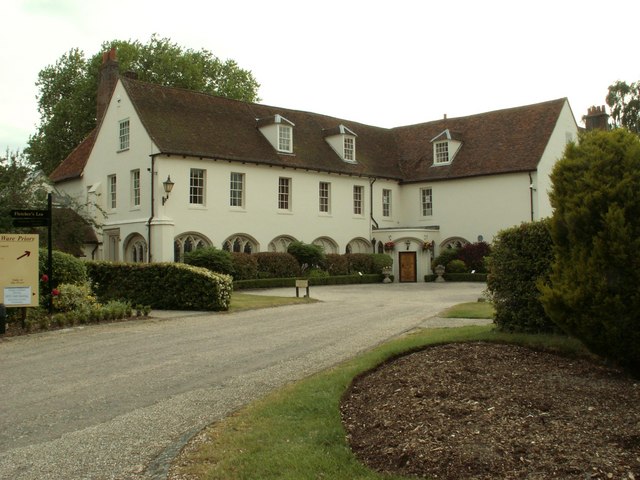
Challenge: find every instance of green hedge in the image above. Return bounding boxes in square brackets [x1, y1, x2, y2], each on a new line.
[87, 262, 232, 311]
[487, 219, 555, 333]
[233, 274, 384, 290]
[424, 273, 488, 282]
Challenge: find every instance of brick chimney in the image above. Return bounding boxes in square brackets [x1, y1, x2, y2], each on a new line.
[583, 105, 610, 131]
[96, 47, 119, 122]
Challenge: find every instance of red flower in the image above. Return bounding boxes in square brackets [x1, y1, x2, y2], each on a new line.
[51, 288, 60, 296]
[41, 274, 49, 282]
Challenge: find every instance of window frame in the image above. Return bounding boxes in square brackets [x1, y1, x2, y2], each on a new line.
[108, 174, 117, 210]
[319, 181, 331, 213]
[229, 172, 245, 208]
[278, 177, 292, 211]
[353, 185, 364, 216]
[420, 187, 433, 217]
[344, 136, 355, 162]
[278, 124, 293, 153]
[118, 118, 130, 151]
[189, 168, 206, 206]
[131, 169, 140, 208]
[382, 188, 392, 217]
[434, 141, 449, 164]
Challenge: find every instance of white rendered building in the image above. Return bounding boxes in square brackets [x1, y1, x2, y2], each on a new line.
[50, 50, 580, 282]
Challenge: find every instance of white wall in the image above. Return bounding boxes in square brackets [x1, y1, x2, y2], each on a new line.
[154, 155, 374, 261]
[535, 100, 579, 218]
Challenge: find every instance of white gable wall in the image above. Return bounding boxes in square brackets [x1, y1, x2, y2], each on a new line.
[534, 100, 578, 219]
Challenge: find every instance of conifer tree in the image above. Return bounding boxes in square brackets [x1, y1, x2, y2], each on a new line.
[540, 129, 640, 375]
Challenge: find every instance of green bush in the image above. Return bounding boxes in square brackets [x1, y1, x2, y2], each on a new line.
[446, 259, 467, 273]
[487, 219, 555, 333]
[432, 248, 460, 270]
[183, 246, 234, 276]
[87, 262, 232, 311]
[540, 129, 640, 375]
[287, 241, 325, 271]
[253, 252, 300, 278]
[52, 282, 97, 312]
[38, 248, 87, 287]
[371, 253, 393, 273]
[231, 252, 258, 280]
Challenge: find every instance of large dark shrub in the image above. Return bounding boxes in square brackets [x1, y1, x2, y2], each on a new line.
[457, 241, 491, 273]
[446, 259, 467, 273]
[488, 220, 555, 333]
[231, 252, 258, 280]
[183, 247, 234, 275]
[540, 129, 640, 375]
[345, 253, 374, 274]
[324, 254, 349, 275]
[253, 252, 300, 278]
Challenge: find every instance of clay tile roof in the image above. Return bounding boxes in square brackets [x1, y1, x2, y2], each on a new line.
[51, 76, 568, 185]
[393, 98, 567, 182]
[49, 129, 97, 182]
[121, 78, 401, 179]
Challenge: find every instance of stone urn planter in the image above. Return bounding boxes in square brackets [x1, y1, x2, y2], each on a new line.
[381, 266, 393, 283]
[434, 264, 446, 282]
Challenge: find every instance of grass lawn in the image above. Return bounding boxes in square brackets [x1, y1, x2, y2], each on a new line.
[171, 323, 587, 479]
[228, 292, 317, 312]
[439, 301, 495, 319]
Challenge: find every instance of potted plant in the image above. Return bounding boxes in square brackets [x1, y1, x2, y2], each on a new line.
[384, 241, 395, 251]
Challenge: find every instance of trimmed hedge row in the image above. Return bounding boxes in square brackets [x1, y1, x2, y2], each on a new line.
[234, 274, 384, 290]
[424, 273, 488, 282]
[87, 262, 232, 311]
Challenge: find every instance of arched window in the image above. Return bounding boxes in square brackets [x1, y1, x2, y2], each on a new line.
[268, 235, 296, 252]
[125, 234, 147, 263]
[346, 238, 371, 254]
[174, 233, 211, 262]
[223, 234, 258, 254]
[441, 237, 469, 250]
[312, 237, 338, 254]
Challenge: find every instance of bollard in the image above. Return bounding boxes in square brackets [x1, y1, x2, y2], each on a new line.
[0, 303, 6, 335]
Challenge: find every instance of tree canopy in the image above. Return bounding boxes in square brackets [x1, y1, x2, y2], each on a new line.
[606, 80, 640, 134]
[27, 35, 261, 175]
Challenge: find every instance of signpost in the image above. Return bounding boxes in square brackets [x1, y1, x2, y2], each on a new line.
[0, 234, 40, 307]
[11, 209, 50, 228]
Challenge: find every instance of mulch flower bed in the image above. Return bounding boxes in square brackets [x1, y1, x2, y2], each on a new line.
[341, 342, 640, 480]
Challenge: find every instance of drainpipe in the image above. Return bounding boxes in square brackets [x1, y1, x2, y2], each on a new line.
[148, 154, 157, 262]
[528, 172, 535, 222]
[369, 178, 378, 252]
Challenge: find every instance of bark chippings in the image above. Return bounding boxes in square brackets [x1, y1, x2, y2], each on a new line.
[341, 342, 640, 480]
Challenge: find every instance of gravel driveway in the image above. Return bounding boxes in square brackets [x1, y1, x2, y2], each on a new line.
[0, 282, 488, 480]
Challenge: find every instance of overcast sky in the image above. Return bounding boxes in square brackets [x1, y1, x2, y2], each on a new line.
[2, 0, 639, 153]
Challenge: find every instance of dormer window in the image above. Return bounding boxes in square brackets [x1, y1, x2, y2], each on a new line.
[257, 114, 295, 154]
[323, 124, 357, 163]
[430, 129, 462, 166]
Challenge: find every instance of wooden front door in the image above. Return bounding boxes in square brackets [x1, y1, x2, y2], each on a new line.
[399, 251, 417, 282]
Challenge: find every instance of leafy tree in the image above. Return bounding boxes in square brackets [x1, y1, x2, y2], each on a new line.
[0, 149, 49, 231]
[606, 80, 640, 133]
[287, 241, 325, 272]
[540, 129, 640, 375]
[27, 35, 260, 174]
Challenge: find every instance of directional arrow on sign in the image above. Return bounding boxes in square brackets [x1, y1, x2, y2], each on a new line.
[16, 251, 31, 260]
